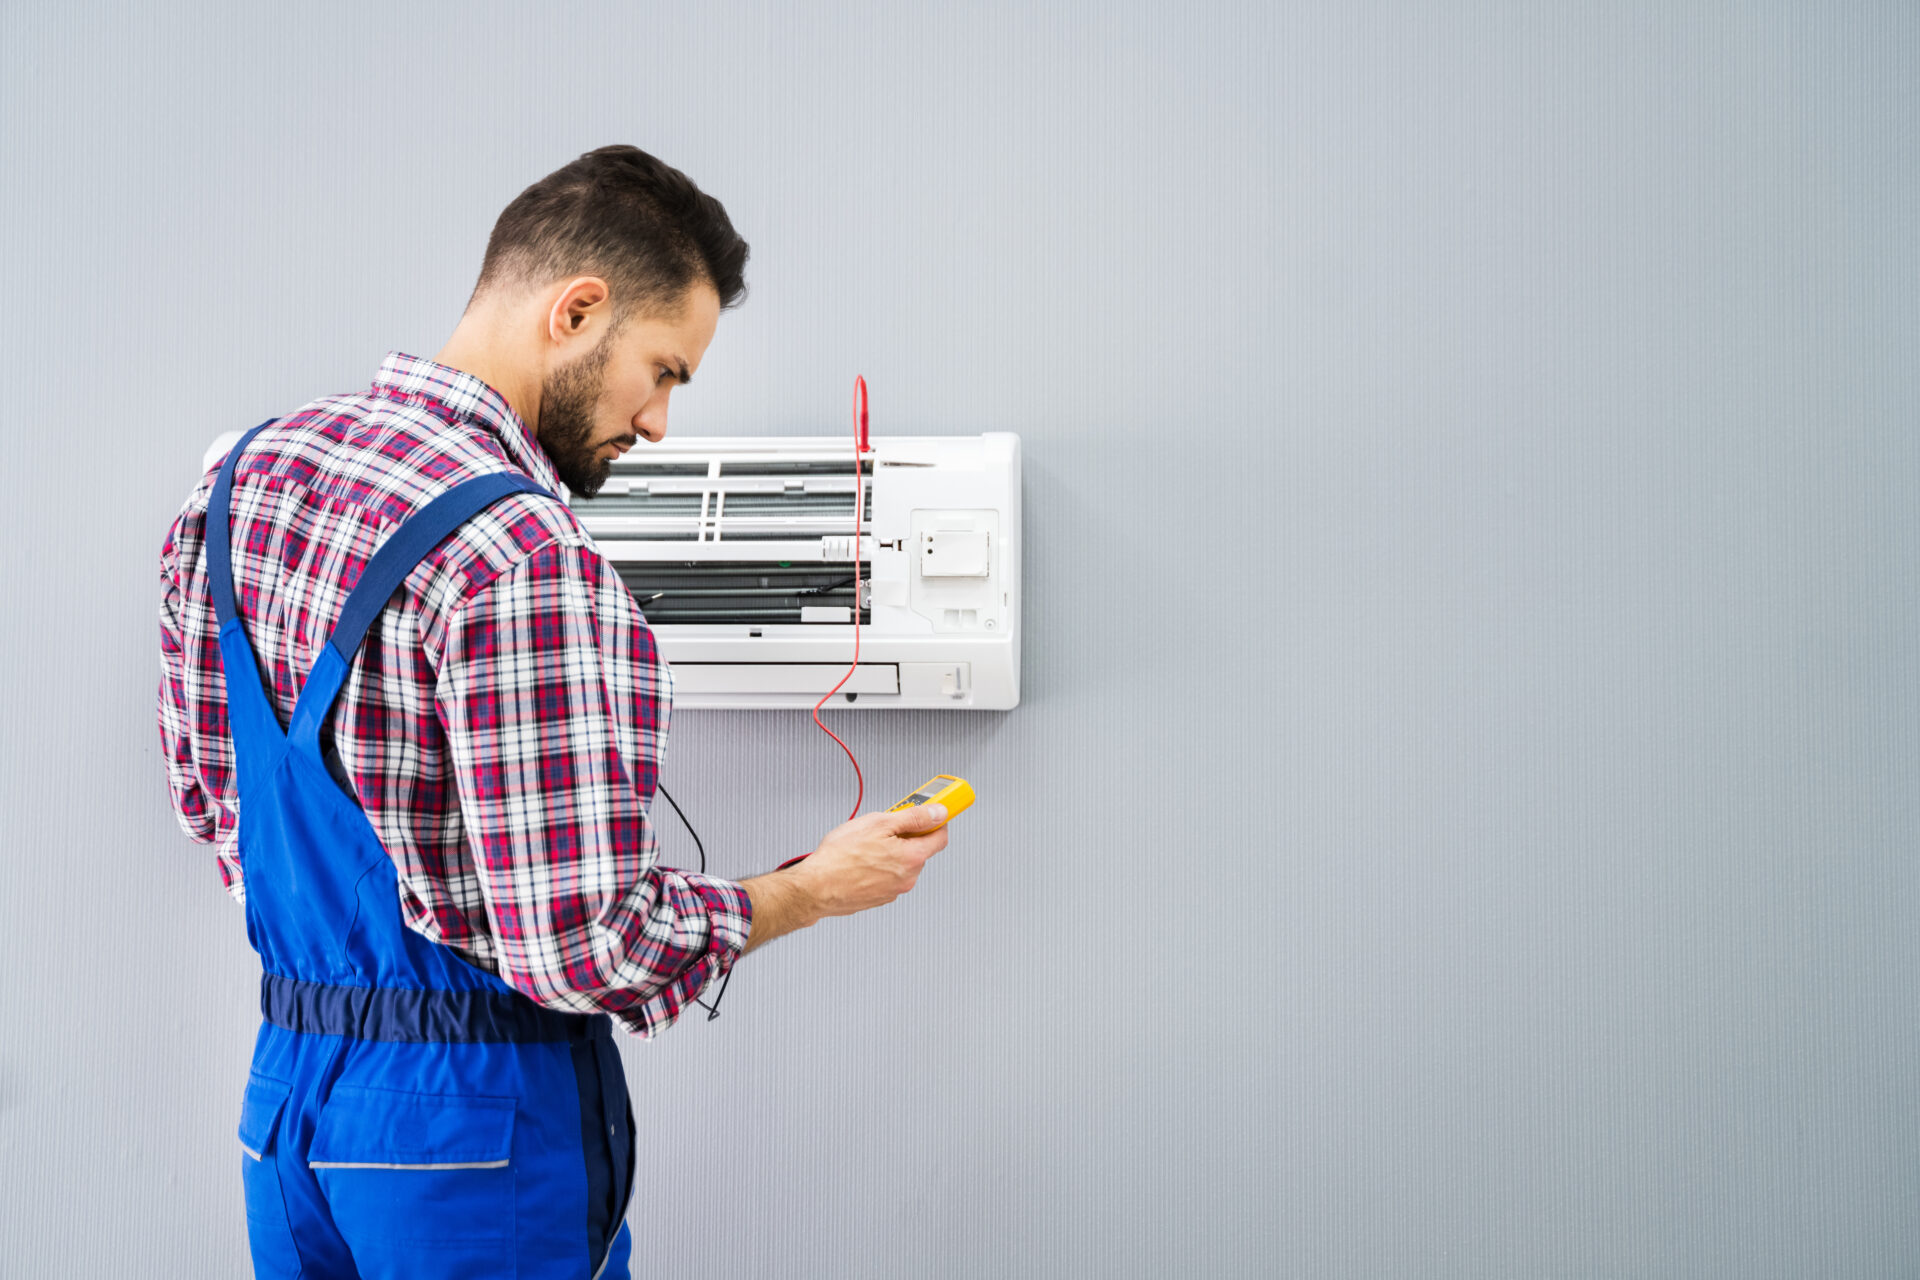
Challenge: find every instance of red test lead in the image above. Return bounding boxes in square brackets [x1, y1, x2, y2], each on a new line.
[811, 376, 870, 819]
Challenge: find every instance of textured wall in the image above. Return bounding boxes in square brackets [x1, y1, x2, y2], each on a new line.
[3, 2, 1917, 1276]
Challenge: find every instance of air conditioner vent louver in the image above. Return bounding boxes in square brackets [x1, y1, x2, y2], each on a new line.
[720, 461, 864, 477]
[574, 468, 870, 543]
[618, 462, 711, 476]
[616, 562, 869, 626]
[721, 491, 868, 516]
[579, 492, 706, 516]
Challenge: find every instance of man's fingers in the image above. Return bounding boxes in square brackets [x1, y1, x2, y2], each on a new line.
[887, 802, 948, 834]
[895, 823, 950, 861]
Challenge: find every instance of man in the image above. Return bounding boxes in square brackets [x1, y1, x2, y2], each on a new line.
[157, 145, 948, 1280]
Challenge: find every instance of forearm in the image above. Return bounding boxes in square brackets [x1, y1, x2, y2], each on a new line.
[738, 869, 823, 954]
[737, 804, 950, 955]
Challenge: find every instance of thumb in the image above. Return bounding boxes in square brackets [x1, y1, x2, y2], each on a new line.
[888, 803, 948, 834]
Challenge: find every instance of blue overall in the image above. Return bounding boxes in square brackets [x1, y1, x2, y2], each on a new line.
[209, 424, 636, 1279]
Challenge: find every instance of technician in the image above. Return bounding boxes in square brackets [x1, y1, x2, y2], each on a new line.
[157, 145, 948, 1280]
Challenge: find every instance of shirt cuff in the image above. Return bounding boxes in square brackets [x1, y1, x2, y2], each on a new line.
[684, 872, 753, 956]
[610, 873, 752, 1038]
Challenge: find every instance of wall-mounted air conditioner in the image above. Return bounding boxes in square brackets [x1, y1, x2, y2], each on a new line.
[573, 433, 1020, 710]
[200, 430, 1021, 710]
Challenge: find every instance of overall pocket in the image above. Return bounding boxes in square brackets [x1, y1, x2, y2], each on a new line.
[309, 1084, 517, 1258]
[237, 1074, 303, 1279]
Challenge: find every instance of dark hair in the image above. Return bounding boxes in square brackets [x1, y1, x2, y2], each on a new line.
[474, 145, 748, 316]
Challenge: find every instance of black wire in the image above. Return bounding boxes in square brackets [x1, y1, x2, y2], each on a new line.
[656, 783, 705, 872]
[657, 783, 734, 1021]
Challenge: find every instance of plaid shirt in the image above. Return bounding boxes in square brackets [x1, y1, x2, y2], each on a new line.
[157, 353, 751, 1037]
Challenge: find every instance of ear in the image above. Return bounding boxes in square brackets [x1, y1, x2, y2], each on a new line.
[545, 275, 612, 346]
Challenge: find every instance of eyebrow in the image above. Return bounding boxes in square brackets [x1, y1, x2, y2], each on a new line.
[669, 359, 692, 387]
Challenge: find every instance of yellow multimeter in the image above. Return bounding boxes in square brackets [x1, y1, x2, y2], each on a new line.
[889, 775, 974, 831]
[775, 775, 975, 869]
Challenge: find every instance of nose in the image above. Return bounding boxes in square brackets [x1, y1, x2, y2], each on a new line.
[634, 402, 667, 443]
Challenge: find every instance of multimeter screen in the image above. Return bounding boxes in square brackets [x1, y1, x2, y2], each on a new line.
[904, 792, 935, 805]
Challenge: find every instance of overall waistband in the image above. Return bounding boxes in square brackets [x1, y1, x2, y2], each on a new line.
[261, 972, 612, 1044]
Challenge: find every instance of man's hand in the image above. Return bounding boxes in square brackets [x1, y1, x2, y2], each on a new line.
[737, 804, 950, 953]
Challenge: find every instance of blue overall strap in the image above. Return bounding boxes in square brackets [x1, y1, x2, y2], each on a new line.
[204, 421, 278, 630]
[285, 472, 546, 748]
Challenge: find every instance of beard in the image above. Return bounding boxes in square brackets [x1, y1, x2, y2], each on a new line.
[536, 339, 621, 497]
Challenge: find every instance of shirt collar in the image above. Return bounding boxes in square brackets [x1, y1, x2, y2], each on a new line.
[369, 352, 562, 495]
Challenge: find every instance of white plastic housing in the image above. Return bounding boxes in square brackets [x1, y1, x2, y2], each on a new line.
[577, 433, 1021, 710]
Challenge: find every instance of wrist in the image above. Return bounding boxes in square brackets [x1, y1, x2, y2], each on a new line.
[774, 863, 825, 928]
[739, 864, 823, 954]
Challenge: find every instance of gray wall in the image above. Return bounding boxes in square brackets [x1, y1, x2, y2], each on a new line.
[3, 2, 1917, 1276]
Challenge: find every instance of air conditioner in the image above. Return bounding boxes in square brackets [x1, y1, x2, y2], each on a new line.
[575, 433, 1020, 710]
[201, 430, 1022, 711]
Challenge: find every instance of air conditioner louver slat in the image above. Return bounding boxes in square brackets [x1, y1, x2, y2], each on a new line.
[576, 493, 706, 514]
[615, 562, 869, 626]
[721, 492, 867, 515]
[579, 453, 870, 547]
[615, 462, 711, 476]
[719, 461, 865, 476]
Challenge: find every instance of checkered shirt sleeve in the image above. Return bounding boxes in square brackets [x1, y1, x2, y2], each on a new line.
[432, 537, 751, 1034]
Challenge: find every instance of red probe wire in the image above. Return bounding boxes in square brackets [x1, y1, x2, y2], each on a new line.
[810, 375, 871, 821]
